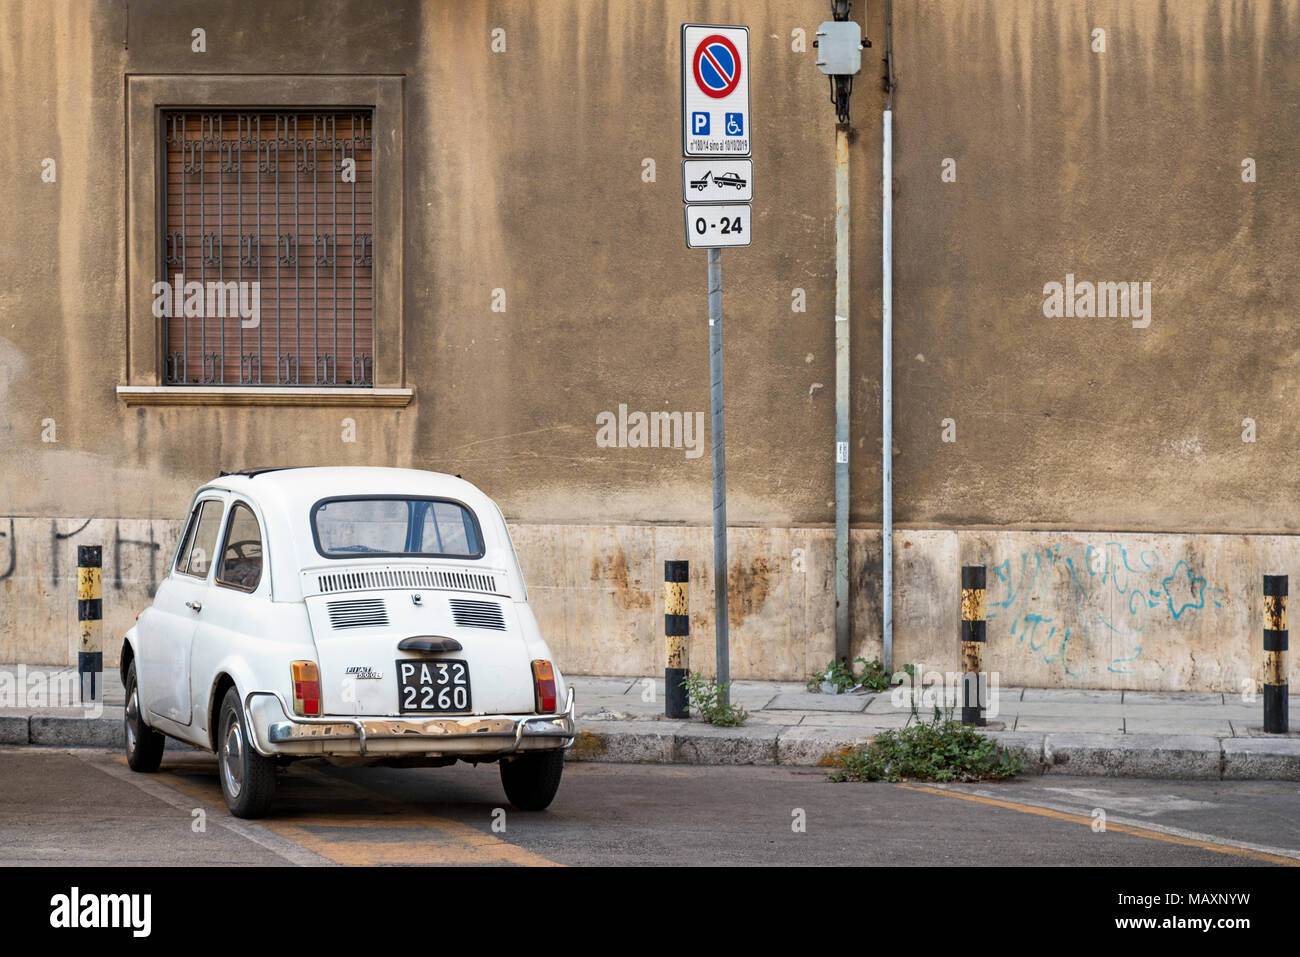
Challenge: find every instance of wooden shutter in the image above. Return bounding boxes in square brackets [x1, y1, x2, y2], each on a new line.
[160, 111, 374, 386]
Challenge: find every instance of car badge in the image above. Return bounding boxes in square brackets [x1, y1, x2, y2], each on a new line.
[344, 666, 383, 680]
[411, 593, 423, 606]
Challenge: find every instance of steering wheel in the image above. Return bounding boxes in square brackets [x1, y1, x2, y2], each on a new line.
[226, 540, 261, 561]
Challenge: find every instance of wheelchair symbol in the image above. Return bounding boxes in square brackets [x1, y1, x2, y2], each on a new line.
[725, 113, 744, 136]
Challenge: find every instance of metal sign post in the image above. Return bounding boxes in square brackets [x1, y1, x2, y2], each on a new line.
[682, 24, 750, 704]
[707, 247, 729, 701]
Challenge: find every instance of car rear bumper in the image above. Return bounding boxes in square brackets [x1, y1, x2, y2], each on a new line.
[243, 687, 576, 758]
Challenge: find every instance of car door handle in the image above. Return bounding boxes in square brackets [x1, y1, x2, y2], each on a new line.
[185, 600, 202, 612]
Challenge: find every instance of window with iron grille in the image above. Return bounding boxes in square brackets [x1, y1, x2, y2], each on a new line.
[160, 110, 374, 387]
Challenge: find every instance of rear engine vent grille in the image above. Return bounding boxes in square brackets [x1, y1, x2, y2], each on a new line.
[327, 598, 389, 629]
[449, 598, 507, 631]
[317, 568, 499, 595]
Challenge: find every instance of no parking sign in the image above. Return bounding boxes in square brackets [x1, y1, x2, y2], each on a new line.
[681, 24, 750, 156]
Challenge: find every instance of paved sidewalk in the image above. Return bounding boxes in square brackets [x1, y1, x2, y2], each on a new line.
[4, 664, 1300, 779]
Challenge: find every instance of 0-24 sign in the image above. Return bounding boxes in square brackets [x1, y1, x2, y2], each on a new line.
[684, 204, 751, 248]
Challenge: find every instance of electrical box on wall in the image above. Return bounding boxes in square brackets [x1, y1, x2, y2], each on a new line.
[815, 20, 863, 75]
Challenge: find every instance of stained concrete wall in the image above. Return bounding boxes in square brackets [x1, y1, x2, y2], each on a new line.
[4, 515, 1297, 692]
[1, 1, 1297, 689]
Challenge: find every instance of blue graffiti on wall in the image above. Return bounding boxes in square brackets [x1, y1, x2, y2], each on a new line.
[987, 543, 1224, 678]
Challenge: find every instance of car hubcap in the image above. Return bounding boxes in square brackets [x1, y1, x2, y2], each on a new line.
[125, 687, 139, 752]
[222, 718, 244, 798]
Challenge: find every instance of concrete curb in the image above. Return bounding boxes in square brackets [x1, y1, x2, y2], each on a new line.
[1221, 737, 1300, 780]
[10, 713, 1300, 781]
[1040, 733, 1224, 779]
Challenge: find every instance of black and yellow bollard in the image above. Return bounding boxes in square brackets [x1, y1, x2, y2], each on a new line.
[77, 545, 103, 702]
[665, 560, 689, 718]
[961, 565, 986, 726]
[1263, 574, 1288, 734]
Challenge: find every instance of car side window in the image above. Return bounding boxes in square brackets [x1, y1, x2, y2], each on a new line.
[216, 502, 264, 591]
[177, 500, 224, 579]
[174, 504, 202, 573]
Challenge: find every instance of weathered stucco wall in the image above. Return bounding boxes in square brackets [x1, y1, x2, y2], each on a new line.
[1, 1, 1297, 688]
[3, 515, 1297, 693]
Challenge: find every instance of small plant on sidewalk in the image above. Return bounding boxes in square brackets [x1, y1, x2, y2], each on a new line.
[807, 657, 893, 694]
[683, 672, 749, 727]
[899, 662, 958, 722]
[829, 720, 1022, 783]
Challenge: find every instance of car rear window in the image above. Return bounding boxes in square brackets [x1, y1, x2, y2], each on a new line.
[311, 497, 484, 559]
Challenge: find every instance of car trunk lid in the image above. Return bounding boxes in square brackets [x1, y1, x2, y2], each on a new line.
[301, 563, 536, 717]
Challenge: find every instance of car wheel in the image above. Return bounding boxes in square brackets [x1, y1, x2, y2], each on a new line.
[500, 749, 564, 811]
[217, 687, 277, 818]
[124, 661, 165, 773]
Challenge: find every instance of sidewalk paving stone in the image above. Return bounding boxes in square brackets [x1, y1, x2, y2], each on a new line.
[1123, 691, 1225, 705]
[1021, 688, 1123, 703]
[792, 712, 914, 729]
[1015, 715, 1124, 733]
[1123, 719, 1235, 736]
[766, 691, 870, 712]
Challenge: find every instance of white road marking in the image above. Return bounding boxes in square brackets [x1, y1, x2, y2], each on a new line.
[73, 750, 335, 867]
[943, 783, 1300, 862]
[1039, 786, 1220, 816]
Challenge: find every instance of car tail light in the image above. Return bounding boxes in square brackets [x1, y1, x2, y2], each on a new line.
[531, 660, 557, 713]
[291, 661, 321, 716]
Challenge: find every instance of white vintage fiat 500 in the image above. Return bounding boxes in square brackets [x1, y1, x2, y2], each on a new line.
[121, 466, 574, 818]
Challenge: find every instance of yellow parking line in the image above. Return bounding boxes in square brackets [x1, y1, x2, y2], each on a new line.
[897, 783, 1300, 866]
[138, 757, 559, 867]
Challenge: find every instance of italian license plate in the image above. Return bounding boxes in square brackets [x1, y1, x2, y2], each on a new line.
[396, 659, 472, 713]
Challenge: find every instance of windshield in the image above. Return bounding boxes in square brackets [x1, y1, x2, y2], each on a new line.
[311, 497, 484, 559]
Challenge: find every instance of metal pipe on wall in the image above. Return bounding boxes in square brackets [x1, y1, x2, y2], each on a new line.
[882, 0, 896, 674]
[834, 124, 851, 665]
[882, 107, 893, 674]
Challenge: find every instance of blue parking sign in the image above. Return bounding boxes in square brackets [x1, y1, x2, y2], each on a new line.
[692, 112, 710, 135]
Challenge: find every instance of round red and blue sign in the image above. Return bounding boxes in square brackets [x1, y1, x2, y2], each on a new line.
[692, 34, 742, 99]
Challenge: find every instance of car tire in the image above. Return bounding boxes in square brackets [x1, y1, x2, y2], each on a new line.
[217, 687, 277, 818]
[124, 661, 165, 773]
[500, 749, 564, 811]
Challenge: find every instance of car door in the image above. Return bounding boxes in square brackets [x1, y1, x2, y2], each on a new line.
[140, 493, 227, 726]
[190, 498, 269, 729]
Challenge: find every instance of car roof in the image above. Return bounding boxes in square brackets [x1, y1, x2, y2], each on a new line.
[204, 466, 485, 504]
[191, 467, 523, 602]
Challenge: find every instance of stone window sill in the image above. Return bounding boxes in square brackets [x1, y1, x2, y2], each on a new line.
[116, 386, 414, 408]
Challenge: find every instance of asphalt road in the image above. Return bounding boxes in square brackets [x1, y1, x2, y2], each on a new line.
[1, 747, 1298, 866]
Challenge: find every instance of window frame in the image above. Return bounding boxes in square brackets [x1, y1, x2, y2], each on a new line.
[122, 74, 409, 407]
[309, 495, 486, 562]
[214, 499, 267, 594]
[174, 498, 227, 580]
